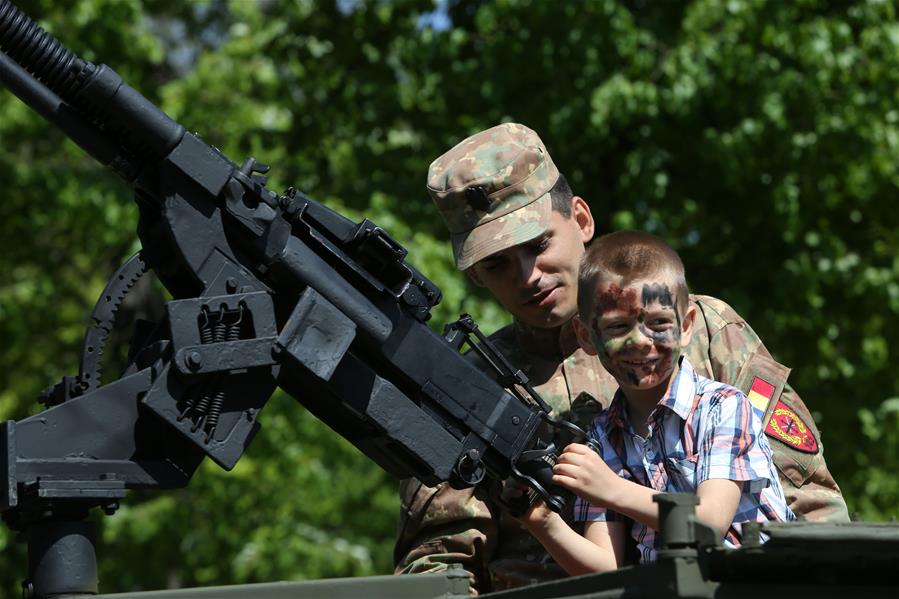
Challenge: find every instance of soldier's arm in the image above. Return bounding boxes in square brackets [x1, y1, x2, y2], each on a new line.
[769, 382, 849, 521]
[394, 478, 498, 595]
[689, 295, 850, 522]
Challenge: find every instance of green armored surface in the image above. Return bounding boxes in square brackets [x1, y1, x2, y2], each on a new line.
[482, 496, 899, 599]
[98, 515, 899, 599]
[101, 569, 470, 599]
[103, 496, 899, 599]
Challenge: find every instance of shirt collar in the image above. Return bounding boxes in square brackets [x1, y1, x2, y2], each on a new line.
[656, 355, 698, 421]
[606, 392, 629, 432]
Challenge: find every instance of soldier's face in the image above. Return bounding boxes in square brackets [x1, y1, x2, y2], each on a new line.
[468, 197, 594, 329]
[575, 275, 696, 392]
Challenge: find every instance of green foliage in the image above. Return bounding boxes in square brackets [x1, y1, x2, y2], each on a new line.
[854, 397, 899, 519]
[1, 0, 899, 593]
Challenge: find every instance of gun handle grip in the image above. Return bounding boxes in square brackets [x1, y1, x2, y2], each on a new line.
[532, 438, 603, 516]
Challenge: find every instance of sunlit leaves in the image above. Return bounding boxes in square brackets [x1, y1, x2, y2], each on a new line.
[2, 0, 899, 594]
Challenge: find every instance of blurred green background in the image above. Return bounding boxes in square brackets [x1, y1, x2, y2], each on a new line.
[1, 0, 898, 593]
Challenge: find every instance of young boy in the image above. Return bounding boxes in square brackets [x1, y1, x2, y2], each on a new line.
[521, 230, 795, 575]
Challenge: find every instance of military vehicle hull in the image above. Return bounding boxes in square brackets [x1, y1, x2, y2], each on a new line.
[96, 501, 899, 599]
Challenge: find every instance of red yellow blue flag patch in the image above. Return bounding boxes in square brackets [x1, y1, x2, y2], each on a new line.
[747, 377, 775, 414]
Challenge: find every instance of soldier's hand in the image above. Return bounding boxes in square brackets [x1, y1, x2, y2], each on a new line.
[552, 443, 619, 507]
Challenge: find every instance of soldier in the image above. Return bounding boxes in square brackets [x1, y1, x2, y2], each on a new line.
[394, 123, 848, 595]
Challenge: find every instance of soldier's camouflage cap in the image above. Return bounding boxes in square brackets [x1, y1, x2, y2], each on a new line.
[427, 123, 560, 271]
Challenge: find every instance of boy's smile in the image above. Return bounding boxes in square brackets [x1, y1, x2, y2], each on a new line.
[577, 276, 694, 395]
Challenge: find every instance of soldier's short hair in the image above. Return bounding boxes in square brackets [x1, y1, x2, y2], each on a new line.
[549, 174, 573, 218]
[577, 230, 689, 319]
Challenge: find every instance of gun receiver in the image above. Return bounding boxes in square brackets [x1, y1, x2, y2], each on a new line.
[0, 2, 581, 595]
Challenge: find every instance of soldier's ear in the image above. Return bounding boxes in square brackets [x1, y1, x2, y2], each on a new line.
[573, 316, 598, 355]
[679, 304, 697, 348]
[571, 196, 595, 244]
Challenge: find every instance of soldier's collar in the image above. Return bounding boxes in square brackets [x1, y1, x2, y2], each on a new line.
[512, 318, 580, 358]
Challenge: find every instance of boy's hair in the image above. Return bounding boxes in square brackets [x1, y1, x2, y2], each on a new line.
[577, 230, 689, 319]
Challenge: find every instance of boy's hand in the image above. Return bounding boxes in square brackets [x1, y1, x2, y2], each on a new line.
[519, 499, 557, 529]
[552, 443, 620, 507]
[514, 498, 566, 537]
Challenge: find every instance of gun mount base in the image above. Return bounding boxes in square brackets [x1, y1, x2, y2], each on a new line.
[23, 518, 98, 598]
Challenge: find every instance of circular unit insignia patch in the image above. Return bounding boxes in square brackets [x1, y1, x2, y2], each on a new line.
[765, 400, 819, 454]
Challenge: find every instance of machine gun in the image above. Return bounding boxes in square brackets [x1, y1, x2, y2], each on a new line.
[0, 1, 586, 595]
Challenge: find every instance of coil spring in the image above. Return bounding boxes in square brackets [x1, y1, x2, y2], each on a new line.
[176, 393, 195, 421]
[213, 317, 227, 343]
[204, 389, 226, 443]
[202, 308, 242, 440]
[226, 307, 242, 341]
[189, 389, 212, 432]
[181, 305, 243, 436]
[0, 0, 87, 97]
[199, 311, 214, 345]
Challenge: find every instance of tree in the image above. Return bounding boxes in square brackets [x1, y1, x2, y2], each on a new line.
[2, 0, 898, 593]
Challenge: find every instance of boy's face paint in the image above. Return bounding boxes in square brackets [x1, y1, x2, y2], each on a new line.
[588, 278, 683, 391]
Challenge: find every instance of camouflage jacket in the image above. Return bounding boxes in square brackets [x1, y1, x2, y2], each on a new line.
[394, 295, 849, 595]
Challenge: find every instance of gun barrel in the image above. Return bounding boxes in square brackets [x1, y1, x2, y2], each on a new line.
[0, 0, 84, 95]
[0, 0, 184, 169]
[0, 49, 120, 167]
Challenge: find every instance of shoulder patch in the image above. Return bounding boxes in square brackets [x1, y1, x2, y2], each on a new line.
[765, 399, 819, 454]
[747, 376, 775, 414]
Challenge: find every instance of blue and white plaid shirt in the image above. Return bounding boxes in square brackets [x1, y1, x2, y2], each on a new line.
[574, 356, 795, 563]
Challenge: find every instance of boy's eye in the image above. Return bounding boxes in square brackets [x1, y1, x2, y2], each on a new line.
[604, 322, 630, 334]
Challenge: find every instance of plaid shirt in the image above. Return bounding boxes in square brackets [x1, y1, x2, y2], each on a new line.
[574, 356, 795, 563]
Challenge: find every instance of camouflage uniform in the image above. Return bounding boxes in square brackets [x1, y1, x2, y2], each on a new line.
[395, 123, 848, 595]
